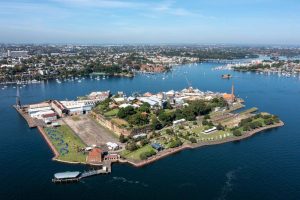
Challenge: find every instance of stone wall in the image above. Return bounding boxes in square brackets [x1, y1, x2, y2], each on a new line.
[91, 111, 132, 136]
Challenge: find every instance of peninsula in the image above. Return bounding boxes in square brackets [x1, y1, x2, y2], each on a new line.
[14, 85, 284, 181]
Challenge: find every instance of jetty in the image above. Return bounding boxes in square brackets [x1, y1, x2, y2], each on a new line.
[52, 161, 112, 183]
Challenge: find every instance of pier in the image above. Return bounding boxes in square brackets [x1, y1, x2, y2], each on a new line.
[13, 105, 45, 128]
[52, 161, 112, 183]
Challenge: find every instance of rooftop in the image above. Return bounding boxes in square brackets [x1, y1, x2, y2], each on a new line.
[54, 171, 81, 179]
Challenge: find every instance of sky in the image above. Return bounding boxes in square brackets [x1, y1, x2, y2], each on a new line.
[0, 0, 299, 44]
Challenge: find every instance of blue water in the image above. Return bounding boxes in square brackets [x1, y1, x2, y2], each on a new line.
[1, 63, 300, 200]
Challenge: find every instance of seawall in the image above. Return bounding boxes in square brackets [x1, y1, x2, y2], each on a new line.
[122, 121, 285, 168]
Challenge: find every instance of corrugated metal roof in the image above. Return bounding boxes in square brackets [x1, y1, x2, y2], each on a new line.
[54, 171, 81, 179]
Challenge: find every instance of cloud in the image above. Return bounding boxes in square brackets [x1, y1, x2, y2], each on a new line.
[151, 1, 209, 17]
[52, 0, 147, 9]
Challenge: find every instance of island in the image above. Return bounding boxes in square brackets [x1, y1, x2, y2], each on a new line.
[14, 85, 284, 182]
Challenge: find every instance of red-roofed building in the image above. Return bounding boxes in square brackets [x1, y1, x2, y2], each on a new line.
[87, 148, 103, 164]
[42, 113, 57, 124]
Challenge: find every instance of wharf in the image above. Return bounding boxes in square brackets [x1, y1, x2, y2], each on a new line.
[13, 105, 45, 128]
[52, 161, 112, 184]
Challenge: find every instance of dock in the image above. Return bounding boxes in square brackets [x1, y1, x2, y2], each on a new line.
[52, 161, 112, 183]
[13, 105, 45, 128]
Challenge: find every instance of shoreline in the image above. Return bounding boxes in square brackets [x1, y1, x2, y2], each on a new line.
[120, 121, 284, 168]
[16, 103, 284, 169]
[34, 118, 284, 168]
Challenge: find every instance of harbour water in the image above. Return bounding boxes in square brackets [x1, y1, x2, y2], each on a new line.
[1, 63, 300, 200]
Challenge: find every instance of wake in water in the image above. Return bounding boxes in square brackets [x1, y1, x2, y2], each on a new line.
[110, 176, 148, 187]
[217, 168, 242, 200]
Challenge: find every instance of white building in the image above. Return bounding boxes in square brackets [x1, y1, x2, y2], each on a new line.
[61, 100, 94, 115]
[106, 142, 119, 151]
[88, 91, 110, 101]
[173, 119, 186, 126]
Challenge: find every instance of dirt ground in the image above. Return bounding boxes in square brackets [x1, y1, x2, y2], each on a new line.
[63, 115, 119, 146]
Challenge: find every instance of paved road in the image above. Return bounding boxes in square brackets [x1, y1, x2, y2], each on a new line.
[63, 115, 119, 146]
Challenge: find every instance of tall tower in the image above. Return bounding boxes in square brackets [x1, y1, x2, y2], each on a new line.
[16, 86, 21, 108]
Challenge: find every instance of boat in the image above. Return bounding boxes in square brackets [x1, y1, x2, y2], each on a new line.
[31, 79, 40, 84]
[222, 74, 232, 79]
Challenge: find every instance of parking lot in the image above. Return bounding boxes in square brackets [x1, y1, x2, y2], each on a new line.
[63, 115, 119, 146]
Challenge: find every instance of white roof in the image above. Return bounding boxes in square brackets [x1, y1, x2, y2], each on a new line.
[119, 103, 132, 108]
[114, 97, 125, 103]
[106, 142, 119, 148]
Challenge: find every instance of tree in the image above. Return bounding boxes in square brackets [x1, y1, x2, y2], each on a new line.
[128, 113, 149, 126]
[117, 106, 136, 118]
[125, 142, 138, 151]
[204, 114, 210, 120]
[164, 101, 172, 109]
[140, 139, 149, 146]
[151, 117, 163, 130]
[190, 137, 197, 143]
[202, 119, 209, 126]
[169, 138, 183, 148]
[138, 102, 151, 113]
[233, 130, 242, 137]
[217, 123, 224, 130]
[158, 111, 175, 126]
[264, 118, 273, 125]
[174, 109, 185, 120]
[243, 125, 251, 131]
[140, 149, 156, 160]
[181, 105, 196, 121]
[119, 134, 127, 143]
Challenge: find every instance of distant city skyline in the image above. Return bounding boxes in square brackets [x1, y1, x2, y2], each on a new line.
[0, 0, 299, 44]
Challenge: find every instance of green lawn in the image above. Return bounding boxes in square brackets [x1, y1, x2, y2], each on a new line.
[196, 130, 232, 141]
[104, 108, 119, 117]
[190, 125, 232, 141]
[121, 144, 155, 161]
[44, 125, 87, 163]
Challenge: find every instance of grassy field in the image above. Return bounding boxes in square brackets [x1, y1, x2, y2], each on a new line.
[104, 108, 119, 117]
[190, 125, 232, 141]
[121, 144, 155, 161]
[44, 125, 87, 163]
[196, 130, 232, 141]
